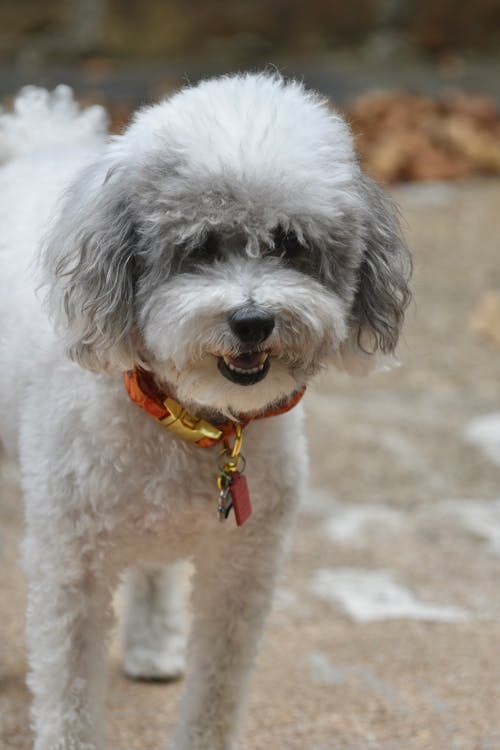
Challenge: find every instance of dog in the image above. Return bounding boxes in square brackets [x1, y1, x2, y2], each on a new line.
[0, 73, 411, 750]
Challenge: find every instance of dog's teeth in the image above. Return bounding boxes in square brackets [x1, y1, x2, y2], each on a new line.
[225, 361, 266, 375]
[222, 353, 269, 376]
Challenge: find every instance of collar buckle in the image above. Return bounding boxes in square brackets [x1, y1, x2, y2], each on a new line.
[160, 397, 223, 443]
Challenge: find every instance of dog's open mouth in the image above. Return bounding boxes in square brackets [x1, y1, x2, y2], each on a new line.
[217, 351, 270, 386]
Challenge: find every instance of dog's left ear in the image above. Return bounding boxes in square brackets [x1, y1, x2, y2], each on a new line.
[333, 173, 412, 374]
[43, 152, 139, 373]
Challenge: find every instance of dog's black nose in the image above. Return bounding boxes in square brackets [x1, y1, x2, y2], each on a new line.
[229, 307, 275, 346]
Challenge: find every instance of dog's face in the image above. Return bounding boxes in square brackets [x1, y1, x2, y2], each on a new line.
[45, 74, 411, 417]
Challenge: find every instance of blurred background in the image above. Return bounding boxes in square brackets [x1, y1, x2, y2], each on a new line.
[2, 0, 500, 181]
[1, 3, 500, 750]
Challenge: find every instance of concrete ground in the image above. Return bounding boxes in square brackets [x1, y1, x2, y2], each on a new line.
[1, 179, 500, 749]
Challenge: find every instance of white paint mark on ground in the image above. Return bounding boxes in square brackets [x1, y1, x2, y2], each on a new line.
[301, 487, 337, 517]
[310, 568, 469, 623]
[417, 680, 450, 714]
[373, 428, 429, 472]
[440, 498, 500, 556]
[463, 412, 500, 467]
[274, 587, 312, 620]
[325, 504, 404, 544]
[309, 650, 346, 685]
[309, 651, 405, 708]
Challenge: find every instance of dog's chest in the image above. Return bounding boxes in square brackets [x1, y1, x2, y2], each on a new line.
[94, 425, 242, 556]
[53, 382, 305, 571]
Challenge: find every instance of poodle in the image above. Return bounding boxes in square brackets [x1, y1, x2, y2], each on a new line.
[0, 73, 411, 750]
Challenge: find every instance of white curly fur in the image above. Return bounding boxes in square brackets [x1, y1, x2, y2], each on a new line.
[0, 74, 410, 750]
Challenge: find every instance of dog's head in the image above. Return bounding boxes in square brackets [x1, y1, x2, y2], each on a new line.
[45, 73, 411, 418]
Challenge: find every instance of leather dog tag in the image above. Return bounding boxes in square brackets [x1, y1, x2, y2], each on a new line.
[230, 472, 252, 526]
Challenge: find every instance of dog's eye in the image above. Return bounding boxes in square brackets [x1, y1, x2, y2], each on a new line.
[190, 231, 219, 262]
[272, 227, 303, 259]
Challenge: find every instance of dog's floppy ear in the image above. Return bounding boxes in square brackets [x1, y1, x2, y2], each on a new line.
[334, 173, 412, 374]
[44, 154, 139, 372]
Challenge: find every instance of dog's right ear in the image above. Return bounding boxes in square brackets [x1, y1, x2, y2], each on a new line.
[333, 173, 412, 375]
[43, 154, 139, 372]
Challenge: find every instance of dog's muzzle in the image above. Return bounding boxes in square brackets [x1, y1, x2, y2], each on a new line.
[218, 351, 270, 385]
[218, 306, 275, 386]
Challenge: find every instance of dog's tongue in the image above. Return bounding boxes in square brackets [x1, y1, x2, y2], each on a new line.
[227, 352, 264, 370]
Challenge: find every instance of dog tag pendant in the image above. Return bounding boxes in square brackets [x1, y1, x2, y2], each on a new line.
[218, 482, 233, 522]
[229, 471, 252, 526]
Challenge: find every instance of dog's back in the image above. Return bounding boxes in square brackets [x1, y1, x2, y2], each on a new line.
[0, 87, 107, 458]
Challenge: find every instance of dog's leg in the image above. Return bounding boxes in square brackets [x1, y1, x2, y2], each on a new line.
[171, 504, 293, 750]
[122, 562, 189, 681]
[24, 537, 113, 750]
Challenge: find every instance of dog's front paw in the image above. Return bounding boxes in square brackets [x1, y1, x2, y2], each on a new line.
[123, 633, 186, 682]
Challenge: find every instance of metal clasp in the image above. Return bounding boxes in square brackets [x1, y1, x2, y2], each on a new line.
[160, 397, 223, 443]
[216, 424, 246, 522]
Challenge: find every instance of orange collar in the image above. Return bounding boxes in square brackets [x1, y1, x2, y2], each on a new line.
[124, 367, 306, 448]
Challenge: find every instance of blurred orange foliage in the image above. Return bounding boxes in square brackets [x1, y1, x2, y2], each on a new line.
[346, 90, 500, 183]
